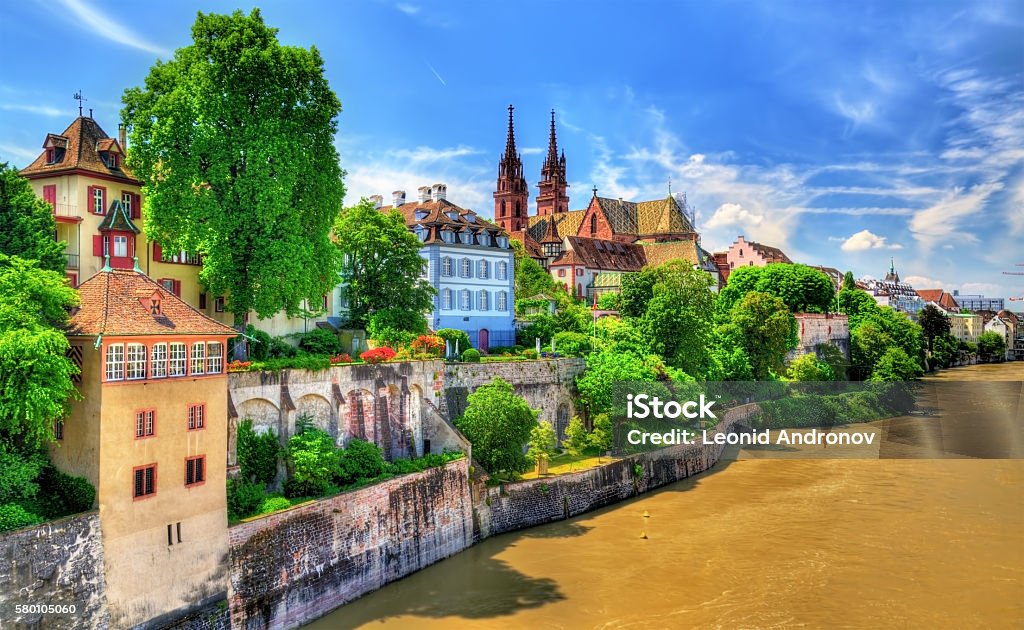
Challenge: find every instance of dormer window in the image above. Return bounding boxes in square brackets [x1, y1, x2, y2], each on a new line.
[46, 148, 56, 164]
[102, 152, 119, 169]
[441, 230, 455, 244]
[447, 211, 459, 221]
[415, 226, 428, 242]
[150, 297, 161, 316]
[414, 209, 428, 220]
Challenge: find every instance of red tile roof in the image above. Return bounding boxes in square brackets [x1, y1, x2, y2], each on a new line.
[20, 117, 139, 183]
[69, 269, 236, 337]
[747, 240, 792, 263]
[556, 236, 647, 272]
[383, 198, 506, 244]
[915, 289, 959, 311]
[509, 229, 544, 259]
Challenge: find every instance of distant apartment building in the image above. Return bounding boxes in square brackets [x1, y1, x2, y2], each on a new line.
[953, 292, 1005, 312]
[375, 185, 516, 351]
[948, 312, 984, 344]
[859, 261, 924, 315]
[983, 311, 1018, 360]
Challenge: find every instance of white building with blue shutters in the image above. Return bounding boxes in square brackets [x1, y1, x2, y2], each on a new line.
[370, 184, 515, 351]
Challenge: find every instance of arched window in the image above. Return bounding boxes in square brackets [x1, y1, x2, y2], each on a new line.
[515, 200, 521, 216]
[460, 258, 471, 278]
[590, 214, 597, 235]
[441, 257, 453, 277]
[500, 200, 506, 217]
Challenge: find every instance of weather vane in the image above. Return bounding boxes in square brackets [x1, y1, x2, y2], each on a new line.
[73, 90, 87, 117]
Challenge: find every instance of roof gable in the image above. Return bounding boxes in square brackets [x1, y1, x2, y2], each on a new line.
[20, 116, 138, 183]
[97, 199, 141, 233]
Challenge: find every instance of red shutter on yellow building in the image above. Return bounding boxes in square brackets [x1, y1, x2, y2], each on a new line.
[92, 235, 104, 257]
[153, 242, 162, 261]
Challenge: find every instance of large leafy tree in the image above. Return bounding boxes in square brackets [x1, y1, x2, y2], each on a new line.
[0, 256, 80, 446]
[638, 260, 716, 376]
[717, 264, 835, 314]
[917, 304, 951, 353]
[977, 331, 1007, 362]
[0, 164, 65, 274]
[121, 9, 345, 324]
[334, 199, 435, 328]
[512, 240, 555, 301]
[455, 378, 538, 475]
[719, 291, 797, 379]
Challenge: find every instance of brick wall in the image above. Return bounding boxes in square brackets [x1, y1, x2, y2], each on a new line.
[0, 512, 109, 629]
[226, 458, 473, 630]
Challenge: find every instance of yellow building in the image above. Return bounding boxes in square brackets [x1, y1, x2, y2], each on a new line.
[20, 114, 336, 340]
[57, 265, 235, 627]
[949, 312, 983, 344]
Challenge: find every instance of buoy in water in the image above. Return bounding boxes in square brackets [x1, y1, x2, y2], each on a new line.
[639, 531, 648, 539]
[642, 510, 650, 518]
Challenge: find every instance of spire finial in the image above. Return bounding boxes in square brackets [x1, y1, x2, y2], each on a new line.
[503, 104, 517, 159]
[132, 256, 142, 273]
[668, 176, 672, 196]
[101, 254, 111, 272]
[546, 109, 559, 166]
[592, 185, 598, 197]
[890, 257, 895, 274]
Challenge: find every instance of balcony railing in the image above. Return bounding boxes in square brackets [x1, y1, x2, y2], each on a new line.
[51, 203, 78, 218]
[64, 253, 80, 269]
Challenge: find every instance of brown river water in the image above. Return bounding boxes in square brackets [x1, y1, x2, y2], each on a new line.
[308, 363, 1024, 629]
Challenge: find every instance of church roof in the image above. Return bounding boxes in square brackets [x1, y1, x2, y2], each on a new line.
[69, 269, 236, 337]
[638, 239, 701, 267]
[555, 236, 647, 272]
[20, 116, 138, 183]
[525, 210, 587, 243]
[509, 230, 544, 259]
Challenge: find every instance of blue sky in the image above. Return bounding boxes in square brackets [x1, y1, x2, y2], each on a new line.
[1, 0, 1022, 300]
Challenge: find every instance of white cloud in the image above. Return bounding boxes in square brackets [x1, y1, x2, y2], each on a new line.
[389, 145, 480, 162]
[0, 143, 38, 163]
[396, 3, 420, 15]
[0, 103, 62, 117]
[903, 275, 945, 288]
[1009, 176, 1024, 236]
[520, 147, 543, 155]
[705, 203, 763, 228]
[840, 229, 903, 252]
[55, 0, 170, 56]
[909, 182, 1003, 247]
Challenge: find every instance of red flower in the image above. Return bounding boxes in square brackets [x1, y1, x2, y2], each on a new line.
[329, 354, 353, 365]
[360, 347, 397, 364]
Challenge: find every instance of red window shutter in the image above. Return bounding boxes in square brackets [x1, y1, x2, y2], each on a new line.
[86, 186, 96, 213]
[43, 185, 56, 207]
[132, 194, 141, 219]
[173, 280, 181, 297]
[92, 235, 104, 257]
[153, 242, 162, 261]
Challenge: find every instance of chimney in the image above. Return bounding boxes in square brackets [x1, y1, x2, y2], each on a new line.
[118, 124, 127, 149]
[368, 194, 383, 209]
[431, 183, 447, 202]
[392, 190, 406, 207]
[417, 186, 431, 203]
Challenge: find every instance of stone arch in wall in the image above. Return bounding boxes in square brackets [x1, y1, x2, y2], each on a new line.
[236, 397, 281, 436]
[295, 394, 334, 437]
[343, 389, 376, 445]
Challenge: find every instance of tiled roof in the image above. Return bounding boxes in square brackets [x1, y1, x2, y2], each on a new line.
[97, 200, 141, 234]
[915, 289, 959, 311]
[592, 272, 625, 289]
[509, 230, 544, 259]
[69, 269, 237, 337]
[748, 240, 792, 263]
[384, 198, 506, 244]
[635, 196, 693, 235]
[525, 210, 587, 243]
[20, 117, 138, 183]
[639, 239, 701, 268]
[558, 236, 647, 272]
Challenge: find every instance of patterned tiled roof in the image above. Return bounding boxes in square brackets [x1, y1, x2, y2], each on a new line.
[556, 237, 647, 272]
[69, 269, 237, 337]
[97, 200, 141, 234]
[525, 210, 587, 243]
[20, 117, 138, 183]
[638, 239, 701, 268]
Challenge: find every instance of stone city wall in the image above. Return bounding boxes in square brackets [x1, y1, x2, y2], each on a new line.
[786, 313, 850, 362]
[226, 458, 473, 630]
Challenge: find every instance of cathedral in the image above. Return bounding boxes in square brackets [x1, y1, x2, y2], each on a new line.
[494, 106, 719, 300]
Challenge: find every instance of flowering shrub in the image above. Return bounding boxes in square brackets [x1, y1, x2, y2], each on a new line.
[227, 360, 253, 372]
[329, 354, 353, 365]
[410, 335, 446, 357]
[360, 347, 397, 364]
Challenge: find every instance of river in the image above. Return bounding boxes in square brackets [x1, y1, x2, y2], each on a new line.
[307, 363, 1024, 629]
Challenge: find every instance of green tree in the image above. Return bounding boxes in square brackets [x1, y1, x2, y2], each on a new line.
[577, 348, 668, 416]
[512, 240, 555, 300]
[455, 378, 538, 475]
[816, 343, 848, 381]
[236, 419, 280, 486]
[588, 414, 614, 462]
[596, 292, 621, 310]
[841, 271, 856, 291]
[526, 421, 557, 470]
[334, 199, 435, 328]
[337, 439, 386, 484]
[718, 264, 835, 314]
[0, 256, 80, 446]
[977, 331, 1007, 362]
[931, 332, 959, 369]
[849, 308, 924, 380]
[640, 260, 716, 375]
[719, 291, 796, 380]
[787, 354, 834, 381]
[0, 164, 65, 274]
[837, 286, 880, 326]
[619, 267, 660, 319]
[285, 428, 338, 498]
[917, 305, 951, 354]
[870, 347, 923, 381]
[563, 416, 589, 468]
[121, 9, 344, 325]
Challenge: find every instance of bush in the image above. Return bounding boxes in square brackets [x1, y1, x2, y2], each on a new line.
[285, 428, 339, 498]
[0, 503, 42, 532]
[436, 328, 471, 353]
[410, 335, 445, 357]
[462, 348, 481, 362]
[246, 326, 274, 360]
[360, 347, 397, 363]
[596, 292, 621, 310]
[259, 496, 292, 515]
[227, 479, 266, 521]
[522, 348, 538, 359]
[337, 439, 386, 485]
[553, 331, 592, 356]
[0, 444, 46, 505]
[298, 328, 342, 356]
[237, 420, 280, 486]
[250, 355, 332, 372]
[330, 353, 353, 364]
[267, 336, 297, 359]
[367, 308, 428, 337]
[37, 466, 95, 517]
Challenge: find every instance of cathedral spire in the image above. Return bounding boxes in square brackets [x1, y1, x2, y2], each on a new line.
[504, 104, 517, 161]
[545, 109, 558, 167]
[537, 109, 569, 216]
[494, 104, 528, 232]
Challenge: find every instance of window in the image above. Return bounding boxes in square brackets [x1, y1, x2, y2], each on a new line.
[590, 214, 598, 235]
[441, 230, 455, 244]
[188, 404, 205, 430]
[477, 260, 488, 279]
[113, 235, 128, 258]
[479, 290, 489, 311]
[415, 226, 428, 242]
[91, 187, 105, 214]
[460, 289, 471, 310]
[479, 233, 491, 247]
[460, 258, 471, 278]
[133, 464, 156, 499]
[122, 192, 132, 217]
[558, 268, 566, 277]
[105, 343, 125, 381]
[322, 294, 329, 311]
[739, 248, 744, 257]
[497, 291, 508, 311]
[169, 343, 186, 377]
[576, 268, 584, 276]
[215, 297, 225, 312]
[54, 419, 64, 440]
[190, 342, 206, 374]
[126, 343, 147, 380]
[135, 409, 155, 438]
[199, 293, 207, 309]
[185, 456, 206, 487]
[442, 288, 453, 310]
[515, 200, 521, 216]
[441, 257, 453, 277]
[151, 343, 167, 378]
[497, 261, 508, 280]
[206, 342, 223, 374]
[46, 148, 56, 164]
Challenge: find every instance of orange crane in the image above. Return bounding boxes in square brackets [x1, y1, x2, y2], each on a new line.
[1004, 264, 1023, 301]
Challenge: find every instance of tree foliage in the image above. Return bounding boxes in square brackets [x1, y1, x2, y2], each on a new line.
[122, 9, 344, 323]
[577, 348, 675, 416]
[455, 378, 538, 475]
[563, 417, 589, 461]
[787, 354, 835, 382]
[719, 291, 796, 380]
[589, 413, 613, 459]
[334, 199, 435, 328]
[285, 428, 338, 497]
[977, 331, 1007, 362]
[638, 260, 716, 376]
[526, 421, 557, 467]
[869, 347, 924, 382]
[512, 240, 556, 301]
[0, 164, 65, 274]
[917, 305, 951, 353]
[717, 264, 836, 314]
[237, 419, 280, 486]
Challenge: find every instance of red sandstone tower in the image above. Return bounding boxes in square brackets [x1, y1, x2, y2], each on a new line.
[493, 105, 529, 232]
[536, 110, 569, 216]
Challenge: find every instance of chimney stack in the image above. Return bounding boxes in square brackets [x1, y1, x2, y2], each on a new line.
[368, 194, 383, 209]
[392, 190, 406, 207]
[431, 183, 447, 202]
[118, 124, 127, 149]
[417, 186, 431, 203]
